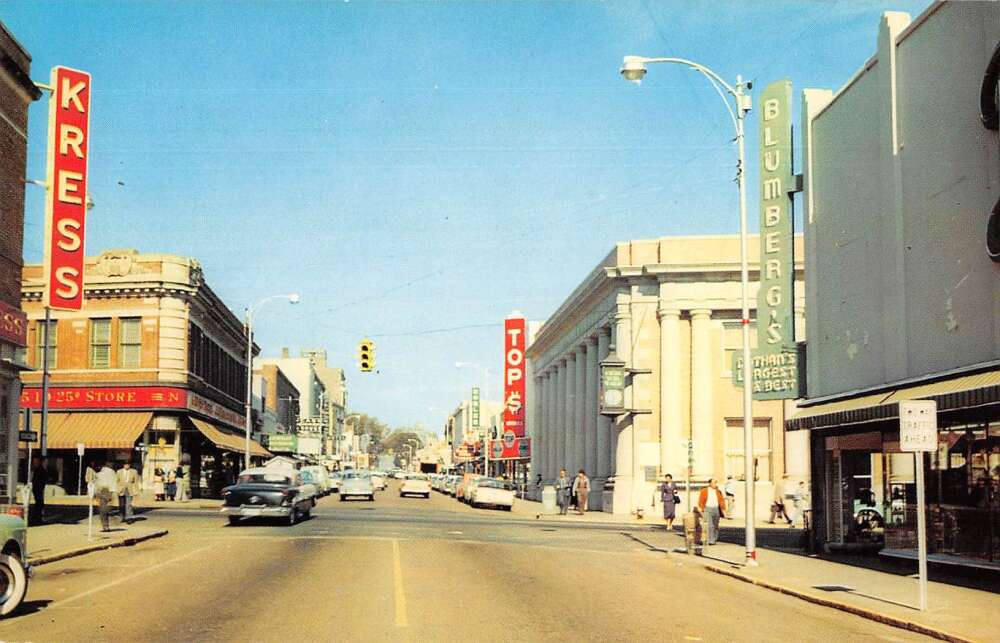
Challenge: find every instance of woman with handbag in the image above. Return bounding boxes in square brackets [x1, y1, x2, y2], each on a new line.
[660, 474, 680, 530]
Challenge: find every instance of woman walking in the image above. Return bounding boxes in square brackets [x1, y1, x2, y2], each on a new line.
[660, 474, 679, 530]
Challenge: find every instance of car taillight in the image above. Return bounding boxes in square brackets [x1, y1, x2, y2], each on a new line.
[0, 504, 24, 519]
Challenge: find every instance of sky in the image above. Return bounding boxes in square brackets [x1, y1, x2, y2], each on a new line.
[4, 0, 933, 432]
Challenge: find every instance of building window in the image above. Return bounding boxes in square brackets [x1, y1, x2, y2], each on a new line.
[89, 318, 112, 369]
[725, 418, 772, 482]
[119, 318, 142, 368]
[34, 320, 57, 369]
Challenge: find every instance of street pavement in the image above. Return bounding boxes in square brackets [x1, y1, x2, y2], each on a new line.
[2, 481, 935, 642]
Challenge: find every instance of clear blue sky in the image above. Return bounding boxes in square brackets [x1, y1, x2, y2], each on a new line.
[4, 0, 931, 431]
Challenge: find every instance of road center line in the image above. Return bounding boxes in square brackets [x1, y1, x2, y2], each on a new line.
[393, 539, 408, 628]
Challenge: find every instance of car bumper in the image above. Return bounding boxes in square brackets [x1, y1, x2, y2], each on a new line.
[221, 505, 292, 518]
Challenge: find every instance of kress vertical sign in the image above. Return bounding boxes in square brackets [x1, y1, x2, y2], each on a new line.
[43, 67, 92, 311]
[497, 314, 529, 460]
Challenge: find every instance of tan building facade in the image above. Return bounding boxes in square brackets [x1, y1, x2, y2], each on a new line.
[527, 235, 806, 515]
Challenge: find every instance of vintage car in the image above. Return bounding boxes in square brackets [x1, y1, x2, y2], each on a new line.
[221, 468, 316, 526]
[328, 473, 342, 493]
[301, 466, 332, 496]
[0, 506, 29, 617]
[371, 472, 387, 491]
[340, 470, 375, 501]
[470, 478, 515, 510]
[399, 473, 432, 498]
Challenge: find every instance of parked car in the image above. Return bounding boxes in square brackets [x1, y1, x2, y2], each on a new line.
[301, 466, 332, 496]
[340, 470, 375, 501]
[400, 473, 432, 498]
[446, 475, 460, 496]
[221, 468, 316, 526]
[458, 474, 483, 503]
[470, 478, 515, 510]
[0, 506, 29, 617]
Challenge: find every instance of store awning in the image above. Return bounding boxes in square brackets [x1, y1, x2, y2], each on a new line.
[20, 412, 152, 449]
[787, 369, 1000, 432]
[190, 417, 270, 458]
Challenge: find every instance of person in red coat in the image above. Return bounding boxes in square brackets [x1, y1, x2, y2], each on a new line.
[697, 478, 727, 545]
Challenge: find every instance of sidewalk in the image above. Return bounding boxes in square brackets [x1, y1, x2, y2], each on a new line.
[26, 517, 167, 566]
[45, 493, 221, 511]
[628, 529, 998, 643]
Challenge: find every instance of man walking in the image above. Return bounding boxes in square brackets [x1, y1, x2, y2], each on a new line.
[770, 475, 792, 525]
[697, 478, 726, 545]
[572, 469, 590, 514]
[30, 457, 48, 525]
[116, 462, 140, 524]
[94, 461, 117, 532]
[723, 475, 736, 516]
[556, 469, 570, 515]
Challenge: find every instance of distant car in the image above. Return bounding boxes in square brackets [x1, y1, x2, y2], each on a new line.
[340, 470, 375, 501]
[471, 478, 515, 511]
[328, 473, 342, 493]
[458, 474, 484, 503]
[0, 507, 29, 617]
[446, 475, 460, 496]
[371, 473, 387, 491]
[221, 468, 316, 526]
[400, 473, 432, 498]
[301, 466, 332, 496]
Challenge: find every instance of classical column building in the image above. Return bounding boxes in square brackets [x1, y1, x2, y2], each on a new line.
[526, 235, 806, 515]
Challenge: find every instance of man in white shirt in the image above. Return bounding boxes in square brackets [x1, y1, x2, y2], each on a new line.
[116, 462, 140, 524]
[94, 462, 117, 532]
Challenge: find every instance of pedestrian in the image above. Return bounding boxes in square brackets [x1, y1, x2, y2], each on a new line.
[116, 462, 140, 523]
[84, 461, 97, 496]
[556, 469, 570, 515]
[153, 468, 165, 501]
[175, 463, 190, 501]
[165, 469, 177, 501]
[697, 478, 726, 545]
[723, 475, 736, 516]
[770, 474, 792, 525]
[30, 456, 49, 525]
[791, 481, 808, 527]
[94, 461, 117, 532]
[572, 469, 590, 514]
[660, 474, 679, 530]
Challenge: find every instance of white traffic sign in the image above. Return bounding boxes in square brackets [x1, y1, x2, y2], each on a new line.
[76, 442, 85, 456]
[899, 400, 937, 452]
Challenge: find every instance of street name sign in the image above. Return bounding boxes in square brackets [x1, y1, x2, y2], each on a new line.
[18, 431, 37, 443]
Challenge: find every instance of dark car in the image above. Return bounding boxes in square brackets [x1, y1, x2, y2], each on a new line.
[221, 468, 315, 526]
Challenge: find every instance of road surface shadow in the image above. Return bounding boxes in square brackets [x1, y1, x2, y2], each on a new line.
[13, 599, 51, 618]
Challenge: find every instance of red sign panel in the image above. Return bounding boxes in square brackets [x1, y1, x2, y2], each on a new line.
[44, 66, 92, 311]
[0, 300, 27, 347]
[20, 386, 187, 410]
[501, 316, 528, 459]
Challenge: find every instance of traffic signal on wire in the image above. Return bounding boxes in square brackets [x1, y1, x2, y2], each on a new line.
[358, 339, 375, 372]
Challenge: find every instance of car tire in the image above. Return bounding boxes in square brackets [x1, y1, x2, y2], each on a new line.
[227, 516, 240, 526]
[424, 494, 429, 499]
[0, 553, 28, 617]
[340, 495, 346, 502]
[303, 506, 311, 519]
[504, 505, 512, 512]
[368, 494, 374, 501]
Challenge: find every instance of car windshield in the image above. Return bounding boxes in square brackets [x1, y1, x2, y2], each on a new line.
[407, 474, 429, 481]
[343, 472, 369, 480]
[237, 473, 291, 485]
[477, 479, 504, 489]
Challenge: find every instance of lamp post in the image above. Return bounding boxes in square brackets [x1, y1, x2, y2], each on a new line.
[244, 293, 300, 471]
[620, 55, 757, 565]
[454, 361, 491, 476]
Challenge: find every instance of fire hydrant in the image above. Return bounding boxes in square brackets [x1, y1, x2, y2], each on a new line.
[683, 511, 703, 555]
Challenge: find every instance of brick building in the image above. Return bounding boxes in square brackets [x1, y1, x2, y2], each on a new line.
[0, 21, 39, 502]
[20, 249, 270, 498]
[253, 362, 300, 451]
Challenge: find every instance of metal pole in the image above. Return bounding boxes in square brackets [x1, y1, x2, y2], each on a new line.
[484, 368, 490, 478]
[915, 451, 928, 610]
[736, 76, 757, 566]
[244, 308, 253, 472]
[40, 306, 50, 457]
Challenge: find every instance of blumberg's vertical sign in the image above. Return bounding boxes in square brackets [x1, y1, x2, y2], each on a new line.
[498, 314, 529, 460]
[43, 67, 92, 311]
[752, 78, 798, 400]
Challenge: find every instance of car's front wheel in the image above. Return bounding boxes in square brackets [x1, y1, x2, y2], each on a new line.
[0, 553, 28, 617]
[228, 516, 240, 526]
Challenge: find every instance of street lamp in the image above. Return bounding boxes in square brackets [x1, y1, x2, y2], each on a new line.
[620, 54, 758, 565]
[454, 361, 492, 476]
[244, 293, 300, 471]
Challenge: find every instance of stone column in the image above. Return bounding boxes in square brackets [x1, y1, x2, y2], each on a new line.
[612, 288, 634, 514]
[556, 358, 568, 475]
[690, 309, 714, 478]
[584, 336, 599, 477]
[563, 352, 576, 474]
[658, 304, 684, 478]
[573, 344, 587, 475]
[596, 328, 612, 480]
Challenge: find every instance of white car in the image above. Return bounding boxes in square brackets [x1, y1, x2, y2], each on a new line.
[340, 470, 375, 501]
[371, 473, 387, 491]
[328, 473, 342, 492]
[471, 478, 515, 510]
[399, 473, 431, 498]
[301, 466, 332, 496]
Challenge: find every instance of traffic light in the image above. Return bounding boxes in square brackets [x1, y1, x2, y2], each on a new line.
[358, 339, 375, 372]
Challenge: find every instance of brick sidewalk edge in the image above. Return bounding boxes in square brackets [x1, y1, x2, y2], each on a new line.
[703, 565, 976, 643]
[29, 530, 169, 567]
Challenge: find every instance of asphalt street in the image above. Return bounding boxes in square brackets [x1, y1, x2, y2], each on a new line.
[2, 481, 930, 642]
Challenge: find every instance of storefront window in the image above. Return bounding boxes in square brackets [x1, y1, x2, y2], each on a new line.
[725, 418, 772, 481]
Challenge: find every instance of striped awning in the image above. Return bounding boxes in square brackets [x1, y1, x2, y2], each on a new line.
[787, 369, 1000, 431]
[190, 417, 270, 458]
[20, 412, 152, 449]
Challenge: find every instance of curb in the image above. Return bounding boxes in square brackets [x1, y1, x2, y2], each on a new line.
[703, 565, 976, 643]
[29, 530, 169, 567]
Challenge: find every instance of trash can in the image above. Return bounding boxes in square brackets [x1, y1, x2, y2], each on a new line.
[541, 485, 559, 515]
[683, 511, 703, 555]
